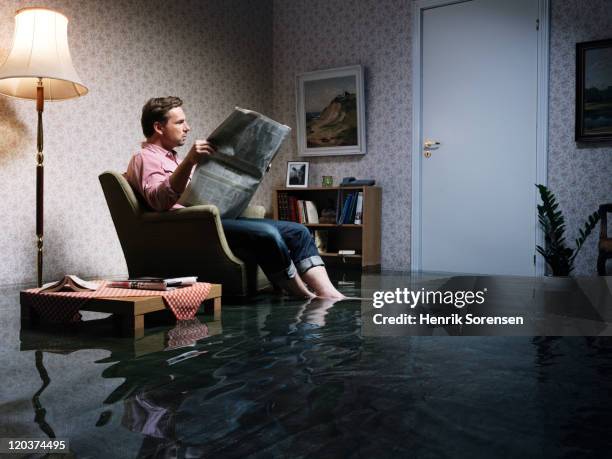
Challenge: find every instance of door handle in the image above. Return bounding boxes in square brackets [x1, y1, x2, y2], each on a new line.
[423, 139, 441, 158]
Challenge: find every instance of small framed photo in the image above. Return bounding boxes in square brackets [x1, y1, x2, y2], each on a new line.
[296, 65, 366, 156]
[576, 38, 612, 142]
[286, 161, 309, 188]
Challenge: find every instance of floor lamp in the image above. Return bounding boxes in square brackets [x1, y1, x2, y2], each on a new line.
[0, 8, 88, 287]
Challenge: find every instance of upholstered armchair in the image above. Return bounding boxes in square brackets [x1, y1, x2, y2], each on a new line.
[99, 171, 271, 297]
[598, 203, 612, 276]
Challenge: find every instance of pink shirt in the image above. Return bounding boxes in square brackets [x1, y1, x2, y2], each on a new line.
[125, 143, 184, 211]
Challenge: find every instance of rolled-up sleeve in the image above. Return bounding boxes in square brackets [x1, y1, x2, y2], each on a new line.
[126, 154, 181, 211]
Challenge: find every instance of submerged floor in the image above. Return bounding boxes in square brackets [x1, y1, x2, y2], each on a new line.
[2, 273, 612, 458]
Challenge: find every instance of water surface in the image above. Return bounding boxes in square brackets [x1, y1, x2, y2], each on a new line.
[1, 277, 612, 458]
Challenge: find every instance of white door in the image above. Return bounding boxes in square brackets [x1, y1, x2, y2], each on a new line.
[418, 0, 541, 275]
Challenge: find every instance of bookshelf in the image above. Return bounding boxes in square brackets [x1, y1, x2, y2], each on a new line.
[273, 186, 381, 271]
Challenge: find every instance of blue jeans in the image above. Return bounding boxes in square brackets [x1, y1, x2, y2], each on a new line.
[221, 218, 324, 283]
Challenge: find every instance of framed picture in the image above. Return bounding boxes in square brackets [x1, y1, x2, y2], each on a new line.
[576, 38, 612, 142]
[296, 65, 366, 156]
[286, 161, 309, 187]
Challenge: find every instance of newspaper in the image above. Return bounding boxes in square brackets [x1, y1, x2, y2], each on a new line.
[178, 107, 291, 218]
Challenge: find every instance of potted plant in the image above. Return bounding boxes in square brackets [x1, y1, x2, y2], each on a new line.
[536, 184, 600, 276]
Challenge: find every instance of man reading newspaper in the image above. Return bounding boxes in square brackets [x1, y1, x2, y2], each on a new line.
[126, 97, 343, 299]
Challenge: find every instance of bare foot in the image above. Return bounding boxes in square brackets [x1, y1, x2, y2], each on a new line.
[301, 266, 345, 299]
[315, 291, 346, 300]
[276, 275, 316, 299]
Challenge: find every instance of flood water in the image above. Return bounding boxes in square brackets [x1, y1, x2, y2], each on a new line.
[2, 275, 612, 458]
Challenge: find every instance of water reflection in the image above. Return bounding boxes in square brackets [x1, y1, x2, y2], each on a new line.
[122, 385, 185, 458]
[2, 279, 612, 457]
[293, 297, 339, 328]
[32, 350, 55, 439]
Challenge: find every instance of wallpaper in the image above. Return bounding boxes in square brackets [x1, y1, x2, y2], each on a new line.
[0, 0, 609, 286]
[0, 0, 272, 285]
[265, 0, 413, 271]
[548, 0, 612, 275]
[266, 0, 611, 275]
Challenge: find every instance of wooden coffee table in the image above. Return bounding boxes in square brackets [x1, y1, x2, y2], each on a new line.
[21, 284, 222, 338]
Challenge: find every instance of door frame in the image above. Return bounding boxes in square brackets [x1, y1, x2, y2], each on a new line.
[410, 0, 550, 276]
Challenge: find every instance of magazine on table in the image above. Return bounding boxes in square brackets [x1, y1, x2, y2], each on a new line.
[107, 276, 198, 291]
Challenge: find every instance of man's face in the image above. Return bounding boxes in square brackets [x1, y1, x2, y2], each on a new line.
[157, 107, 190, 148]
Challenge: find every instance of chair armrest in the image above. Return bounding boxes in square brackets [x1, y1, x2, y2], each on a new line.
[240, 205, 266, 219]
[141, 204, 221, 222]
[141, 204, 266, 221]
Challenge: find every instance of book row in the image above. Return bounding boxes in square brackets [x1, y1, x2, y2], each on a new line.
[338, 191, 363, 224]
[278, 195, 320, 224]
[278, 191, 364, 225]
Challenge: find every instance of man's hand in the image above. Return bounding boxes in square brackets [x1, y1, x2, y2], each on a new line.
[169, 140, 215, 195]
[186, 140, 216, 166]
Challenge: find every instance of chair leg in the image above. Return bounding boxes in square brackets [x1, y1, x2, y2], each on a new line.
[598, 252, 607, 276]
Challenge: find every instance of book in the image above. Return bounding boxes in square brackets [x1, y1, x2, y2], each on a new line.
[338, 249, 356, 255]
[338, 193, 352, 224]
[108, 276, 198, 291]
[297, 200, 305, 223]
[131, 276, 197, 285]
[348, 192, 358, 223]
[40, 275, 99, 293]
[302, 200, 308, 223]
[278, 192, 290, 221]
[345, 194, 354, 224]
[304, 201, 319, 224]
[288, 196, 298, 222]
[354, 192, 364, 224]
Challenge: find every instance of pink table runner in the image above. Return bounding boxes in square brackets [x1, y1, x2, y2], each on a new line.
[22, 281, 212, 322]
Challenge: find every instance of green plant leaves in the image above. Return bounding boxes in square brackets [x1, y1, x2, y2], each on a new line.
[535, 184, 601, 276]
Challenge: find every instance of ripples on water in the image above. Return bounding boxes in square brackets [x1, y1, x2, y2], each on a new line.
[2, 286, 612, 458]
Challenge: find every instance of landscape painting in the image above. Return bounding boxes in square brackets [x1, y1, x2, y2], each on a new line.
[576, 39, 612, 142]
[296, 66, 365, 156]
[305, 75, 357, 147]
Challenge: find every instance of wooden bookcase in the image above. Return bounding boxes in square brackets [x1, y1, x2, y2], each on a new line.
[273, 186, 381, 271]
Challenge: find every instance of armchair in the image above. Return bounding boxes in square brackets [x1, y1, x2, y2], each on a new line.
[598, 203, 612, 276]
[99, 171, 270, 297]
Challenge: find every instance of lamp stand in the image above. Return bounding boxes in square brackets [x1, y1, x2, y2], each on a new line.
[0, 9, 88, 287]
[36, 79, 44, 287]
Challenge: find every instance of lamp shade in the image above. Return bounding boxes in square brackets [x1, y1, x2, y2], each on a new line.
[0, 7, 87, 100]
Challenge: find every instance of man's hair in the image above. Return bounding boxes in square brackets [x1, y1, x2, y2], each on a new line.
[141, 96, 183, 138]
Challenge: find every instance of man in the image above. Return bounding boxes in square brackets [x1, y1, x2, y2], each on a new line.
[126, 97, 344, 299]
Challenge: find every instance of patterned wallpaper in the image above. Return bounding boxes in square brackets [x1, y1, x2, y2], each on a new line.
[0, 0, 272, 285]
[266, 0, 611, 275]
[265, 0, 413, 271]
[0, 0, 610, 286]
[548, 0, 612, 275]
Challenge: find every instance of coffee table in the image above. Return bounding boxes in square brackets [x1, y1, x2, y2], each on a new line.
[21, 284, 222, 338]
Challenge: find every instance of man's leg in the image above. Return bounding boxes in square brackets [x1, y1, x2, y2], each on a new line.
[301, 266, 344, 299]
[250, 219, 345, 299]
[278, 273, 315, 299]
[222, 218, 314, 298]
